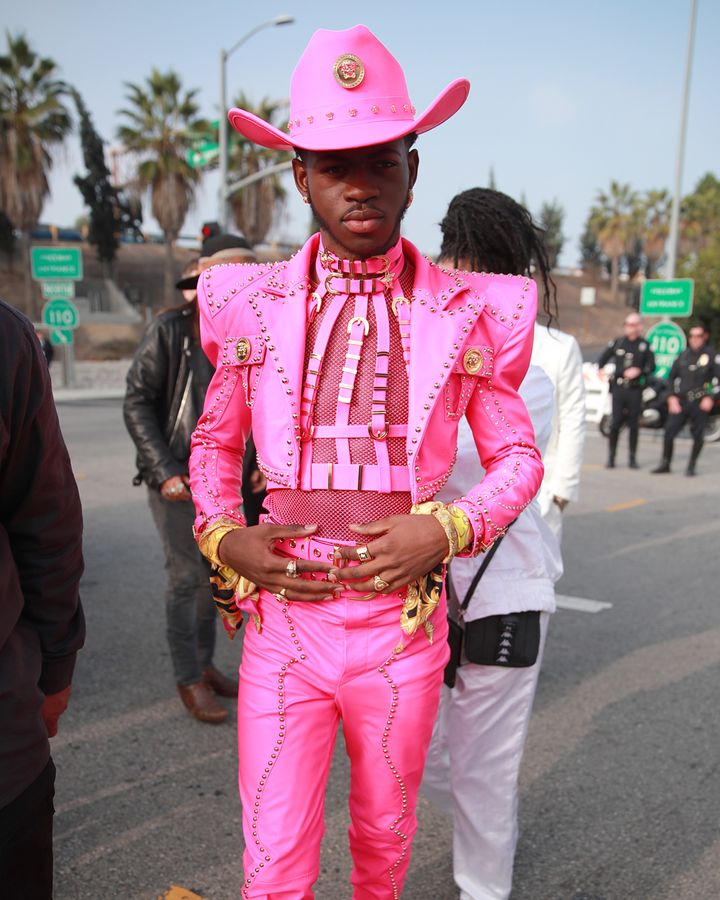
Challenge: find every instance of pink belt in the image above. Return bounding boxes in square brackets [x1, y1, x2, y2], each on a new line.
[272, 532, 407, 600]
[300, 462, 410, 492]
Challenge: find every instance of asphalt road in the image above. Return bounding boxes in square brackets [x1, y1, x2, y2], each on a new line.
[51, 400, 720, 900]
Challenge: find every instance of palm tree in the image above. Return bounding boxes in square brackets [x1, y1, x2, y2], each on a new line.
[117, 69, 206, 305]
[225, 94, 290, 246]
[641, 189, 670, 277]
[0, 32, 72, 316]
[588, 181, 639, 301]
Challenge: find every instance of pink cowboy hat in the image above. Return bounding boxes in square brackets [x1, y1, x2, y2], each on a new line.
[228, 25, 470, 152]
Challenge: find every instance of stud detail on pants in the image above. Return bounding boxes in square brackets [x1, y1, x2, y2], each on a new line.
[378, 652, 408, 899]
[242, 597, 306, 897]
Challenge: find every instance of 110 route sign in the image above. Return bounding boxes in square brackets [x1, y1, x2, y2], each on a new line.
[647, 321, 686, 380]
[42, 298, 79, 345]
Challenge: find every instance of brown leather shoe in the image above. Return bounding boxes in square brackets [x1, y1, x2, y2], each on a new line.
[177, 682, 228, 724]
[203, 666, 239, 698]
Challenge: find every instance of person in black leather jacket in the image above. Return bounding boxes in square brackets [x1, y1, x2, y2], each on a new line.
[0, 299, 85, 898]
[124, 244, 253, 723]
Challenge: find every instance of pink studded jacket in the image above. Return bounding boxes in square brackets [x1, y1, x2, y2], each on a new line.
[189, 234, 543, 556]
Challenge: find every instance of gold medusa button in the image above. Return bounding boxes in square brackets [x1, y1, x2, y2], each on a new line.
[463, 348, 484, 375]
[235, 337, 252, 363]
[333, 53, 365, 89]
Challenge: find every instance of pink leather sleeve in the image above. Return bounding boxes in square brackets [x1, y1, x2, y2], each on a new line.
[452, 283, 544, 555]
[189, 285, 251, 534]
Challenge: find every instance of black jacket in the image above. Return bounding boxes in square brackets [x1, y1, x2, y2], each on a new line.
[668, 343, 720, 401]
[123, 303, 213, 489]
[597, 336, 655, 389]
[0, 300, 85, 807]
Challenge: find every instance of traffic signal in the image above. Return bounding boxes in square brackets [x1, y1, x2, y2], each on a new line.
[201, 221, 220, 241]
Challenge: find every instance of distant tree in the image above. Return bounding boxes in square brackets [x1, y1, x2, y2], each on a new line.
[73, 90, 119, 273]
[588, 181, 639, 301]
[117, 69, 206, 305]
[116, 189, 144, 240]
[640, 189, 670, 276]
[0, 209, 15, 265]
[224, 94, 290, 246]
[579, 218, 603, 273]
[678, 173, 720, 340]
[680, 172, 720, 255]
[0, 33, 72, 315]
[538, 200, 565, 269]
[487, 166, 497, 190]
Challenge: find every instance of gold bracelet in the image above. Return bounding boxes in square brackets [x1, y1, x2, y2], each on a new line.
[447, 503, 474, 554]
[410, 501, 458, 564]
[196, 516, 244, 568]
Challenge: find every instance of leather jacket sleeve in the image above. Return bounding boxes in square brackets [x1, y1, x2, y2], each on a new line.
[123, 315, 186, 490]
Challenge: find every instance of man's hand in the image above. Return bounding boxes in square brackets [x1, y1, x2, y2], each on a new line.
[330, 514, 449, 597]
[42, 686, 72, 738]
[160, 475, 191, 502]
[668, 395, 682, 416]
[624, 366, 642, 381]
[699, 395, 714, 413]
[218, 523, 341, 602]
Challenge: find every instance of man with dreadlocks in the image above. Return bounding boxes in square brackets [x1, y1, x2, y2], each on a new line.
[423, 187, 583, 900]
[188, 30, 543, 898]
[433, 187, 586, 542]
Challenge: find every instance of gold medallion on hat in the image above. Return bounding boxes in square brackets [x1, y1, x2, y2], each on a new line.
[235, 337, 251, 363]
[463, 347, 485, 375]
[334, 54, 365, 89]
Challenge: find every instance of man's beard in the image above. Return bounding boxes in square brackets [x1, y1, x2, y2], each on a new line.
[306, 190, 410, 259]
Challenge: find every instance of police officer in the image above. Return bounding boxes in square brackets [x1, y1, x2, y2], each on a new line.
[651, 322, 720, 476]
[598, 313, 655, 468]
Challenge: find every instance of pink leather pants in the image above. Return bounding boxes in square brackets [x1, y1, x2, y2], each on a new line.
[237, 568, 449, 899]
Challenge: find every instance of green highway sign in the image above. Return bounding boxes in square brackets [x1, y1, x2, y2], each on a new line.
[640, 278, 694, 317]
[188, 120, 220, 169]
[41, 280, 76, 300]
[31, 247, 83, 281]
[647, 321, 687, 379]
[42, 298, 79, 330]
[50, 328, 74, 346]
[188, 142, 220, 169]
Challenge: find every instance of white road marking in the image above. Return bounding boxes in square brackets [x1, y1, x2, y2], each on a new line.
[556, 594, 613, 613]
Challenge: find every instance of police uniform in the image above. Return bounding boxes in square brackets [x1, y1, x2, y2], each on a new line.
[652, 342, 720, 476]
[597, 335, 655, 467]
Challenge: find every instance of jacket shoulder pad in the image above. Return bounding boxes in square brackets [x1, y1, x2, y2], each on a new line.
[471, 273, 536, 332]
[198, 260, 282, 318]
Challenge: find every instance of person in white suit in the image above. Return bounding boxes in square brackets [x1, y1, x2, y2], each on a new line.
[530, 323, 586, 541]
[423, 187, 585, 899]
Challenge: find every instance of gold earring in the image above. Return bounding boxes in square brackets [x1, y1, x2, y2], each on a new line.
[303, 195, 310, 204]
[406, 190, 414, 209]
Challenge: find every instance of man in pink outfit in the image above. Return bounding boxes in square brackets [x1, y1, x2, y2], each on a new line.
[189, 25, 544, 898]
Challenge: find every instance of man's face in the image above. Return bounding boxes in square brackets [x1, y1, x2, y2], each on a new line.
[624, 315, 643, 339]
[292, 139, 419, 260]
[688, 327, 707, 349]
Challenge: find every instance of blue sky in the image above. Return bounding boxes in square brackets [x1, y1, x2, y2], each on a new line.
[6, 0, 718, 266]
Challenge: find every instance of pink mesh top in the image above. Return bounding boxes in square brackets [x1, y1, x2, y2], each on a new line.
[266, 241, 415, 541]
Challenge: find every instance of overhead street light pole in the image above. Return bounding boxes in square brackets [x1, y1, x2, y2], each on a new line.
[218, 14, 294, 231]
[666, 0, 698, 279]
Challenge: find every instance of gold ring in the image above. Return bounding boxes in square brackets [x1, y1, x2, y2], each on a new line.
[356, 545, 372, 562]
[285, 559, 299, 578]
[373, 576, 389, 592]
[276, 587, 287, 599]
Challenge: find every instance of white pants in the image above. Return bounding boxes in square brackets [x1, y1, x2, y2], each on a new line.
[422, 612, 549, 900]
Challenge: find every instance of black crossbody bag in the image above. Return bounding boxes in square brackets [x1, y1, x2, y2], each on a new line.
[444, 532, 540, 688]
